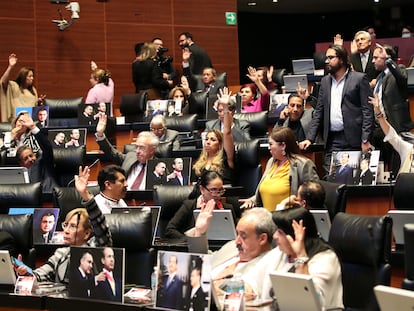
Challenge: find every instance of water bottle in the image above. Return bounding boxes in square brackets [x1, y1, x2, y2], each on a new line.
[224, 273, 245, 310]
[151, 266, 158, 302]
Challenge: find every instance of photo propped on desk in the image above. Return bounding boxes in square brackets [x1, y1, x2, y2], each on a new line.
[328, 150, 380, 185]
[145, 157, 192, 189]
[33, 208, 60, 245]
[155, 250, 212, 311]
[47, 128, 87, 149]
[69, 246, 125, 303]
[268, 92, 289, 119]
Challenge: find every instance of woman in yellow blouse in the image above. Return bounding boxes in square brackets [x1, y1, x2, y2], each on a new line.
[240, 126, 319, 211]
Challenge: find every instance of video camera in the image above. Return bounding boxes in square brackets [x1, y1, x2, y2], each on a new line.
[157, 47, 173, 66]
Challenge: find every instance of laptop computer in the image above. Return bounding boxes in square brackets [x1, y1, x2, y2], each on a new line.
[310, 210, 332, 241]
[283, 74, 308, 92]
[374, 285, 414, 311]
[0, 167, 29, 184]
[269, 271, 322, 311]
[0, 250, 17, 285]
[112, 206, 161, 246]
[387, 210, 414, 246]
[193, 209, 237, 242]
[407, 67, 414, 86]
[292, 59, 316, 75]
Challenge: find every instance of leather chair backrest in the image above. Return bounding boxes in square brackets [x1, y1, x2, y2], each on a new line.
[44, 97, 83, 127]
[53, 145, 86, 187]
[272, 68, 286, 87]
[319, 180, 347, 220]
[52, 185, 100, 229]
[403, 223, 414, 290]
[165, 114, 197, 133]
[0, 182, 42, 214]
[234, 139, 262, 197]
[105, 210, 154, 287]
[119, 93, 148, 123]
[153, 185, 193, 238]
[234, 111, 269, 138]
[191, 72, 227, 91]
[188, 91, 208, 119]
[393, 173, 414, 210]
[329, 212, 393, 310]
[0, 214, 35, 266]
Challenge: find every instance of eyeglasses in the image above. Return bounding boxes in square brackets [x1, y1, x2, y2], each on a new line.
[150, 127, 164, 132]
[325, 55, 338, 61]
[205, 187, 226, 195]
[62, 222, 78, 232]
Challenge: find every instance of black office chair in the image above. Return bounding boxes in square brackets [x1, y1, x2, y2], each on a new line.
[119, 93, 148, 123]
[152, 185, 193, 238]
[44, 97, 84, 127]
[329, 213, 393, 311]
[319, 180, 347, 220]
[188, 91, 208, 119]
[190, 72, 227, 92]
[53, 145, 86, 187]
[0, 182, 42, 214]
[234, 111, 269, 139]
[402, 223, 414, 291]
[393, 173, 414, 210]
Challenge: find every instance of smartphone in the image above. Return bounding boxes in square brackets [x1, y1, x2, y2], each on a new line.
[11, 256, 33, 276]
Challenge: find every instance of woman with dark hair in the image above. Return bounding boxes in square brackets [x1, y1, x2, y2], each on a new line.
[165, 170, 238, 239]
[167, 85, 190, 115]
[240, 126, 319, 211]
[240, 66, 270, 113]
[268, 206, 343, 309]
[10, 111, 40, 154]
[0, 53, 45, 122]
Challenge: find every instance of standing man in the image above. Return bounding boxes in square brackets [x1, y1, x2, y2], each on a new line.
[94, 247, 122, 302]
[167, 157, 189, 186]
[371, 43, 414, 174]
[178, 32, 212, 78]
[71, 251, 97, 298]
[33, 212, 56, 244]
[52, 132, 65, 148]
[65, 129, 81, 148]
[187, 267, 208, 311]
[299, 44, 374, 177]
[333, 152, 354, 184]
[95, 114, 159, 190]
[157, 254, 184, 309]
[150, 161, 168, 186]
[151, 37, 177, 97]
[354, 157, 374, 185]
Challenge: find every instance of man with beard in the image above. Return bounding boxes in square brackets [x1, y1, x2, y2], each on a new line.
[299, 44, 373, 177]
[93, 164, 128, 214]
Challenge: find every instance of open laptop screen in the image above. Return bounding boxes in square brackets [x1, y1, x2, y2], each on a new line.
[0, 167, 29, 184]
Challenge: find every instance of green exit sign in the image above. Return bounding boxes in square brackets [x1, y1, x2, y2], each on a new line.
[225, 12, 237, 25]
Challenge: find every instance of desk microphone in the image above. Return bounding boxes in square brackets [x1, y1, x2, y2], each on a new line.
[67, 158, 100, 186]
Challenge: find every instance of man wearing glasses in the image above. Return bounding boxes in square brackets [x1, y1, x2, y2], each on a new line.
[150, 114, 180, 150]
[299, 44, 373, 177]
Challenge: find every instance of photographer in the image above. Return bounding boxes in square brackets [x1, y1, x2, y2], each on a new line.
[152, 37, 177, 98]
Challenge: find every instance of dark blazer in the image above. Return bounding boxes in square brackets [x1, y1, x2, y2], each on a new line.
[349, 51, 381, 82]
[33, 230, 53, 244]
[165, 199, 237, 239]
[354, 168, 374, 185]
[157, 274, 184, 309]
[205, 118, 251, 143]
[306, 71, 374, 148]
[186, 43, 213, 75]
[70, 268, 95, 298]
[132, 58, 170, 94]
[334, 164, 354, 184]
[379, 60, 414, 133]
[167, 172, 189, 186]
[149, 172, 167, 187]
[188, 287, 208, 311]
[93, 275, 122, 302]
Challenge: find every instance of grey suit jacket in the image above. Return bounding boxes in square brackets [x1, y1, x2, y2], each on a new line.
[380, 60, 414, 133]
[204, 118, 251, 142]
[162, 129, 180, 150]
[306, 70, 373, 148]
[248, 155, 320, 208]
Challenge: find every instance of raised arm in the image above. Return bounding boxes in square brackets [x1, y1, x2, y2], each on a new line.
[0, 54, 17, 90]
[217, 87, 235, 169]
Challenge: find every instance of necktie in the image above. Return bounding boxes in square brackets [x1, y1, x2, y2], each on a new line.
[361, 53, 367, 71]
[131, 163, 146, 190]
[105, 271, 116, 295]
[375, 72, 385, 94]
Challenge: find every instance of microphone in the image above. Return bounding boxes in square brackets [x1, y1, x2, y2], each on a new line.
[67, 158, 100, 187]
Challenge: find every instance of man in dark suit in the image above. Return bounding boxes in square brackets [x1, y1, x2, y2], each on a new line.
[70, 251, 96, 298]
[52, 132, 66, 148]
[167, 157, 189, 186]
[187, 267, 207, 311]
[150, 114, 180, 150]
[354, 158, 374, 185]
[149, 161, 168, 187]
[205, 99, 250, 143]
[333, 152, 354, 184]
[33, 212, 56, 244]
[349, 30, 381, 85]
[34, 107, 48, 128]
[299, 44, 374, 177]
[372, 43, 414, 174]
[178, 32, 212, 76]
[95, 114, 159, 190]
[157, 254, 184, 309]
[93, 247, 122, 302]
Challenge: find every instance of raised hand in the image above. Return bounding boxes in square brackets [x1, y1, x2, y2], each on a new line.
[8, 53, 17, 67]
[96, 112, 107, 137]
[194, 199, 215, 236]
[217, 87, 232, 104]
[74, 166, 93, 201]
[246, 66, 259, 83]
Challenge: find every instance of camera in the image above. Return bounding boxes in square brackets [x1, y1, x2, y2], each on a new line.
[157, 47, 173, 66]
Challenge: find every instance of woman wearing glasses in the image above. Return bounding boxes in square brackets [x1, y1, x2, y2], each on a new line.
[165, 170, 239, 239]
[15, 166, 112, 284]
[240, 126, 319, 212]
